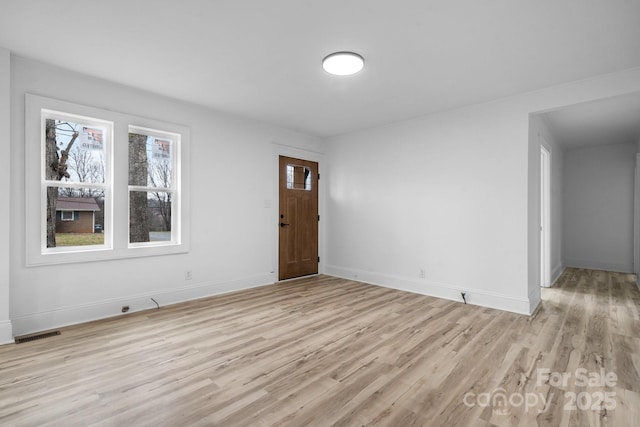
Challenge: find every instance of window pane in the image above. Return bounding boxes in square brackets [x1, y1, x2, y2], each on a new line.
[46, 187, 105, 247]
[286, 164, 312, 190]
[44, 118, 106, 184]
[128, 132, 173, 188]
[129, 190, 172, 243]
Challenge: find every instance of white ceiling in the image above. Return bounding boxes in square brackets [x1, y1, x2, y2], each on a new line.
[541, 92, 640, 150]
[1, 0, 640, 137]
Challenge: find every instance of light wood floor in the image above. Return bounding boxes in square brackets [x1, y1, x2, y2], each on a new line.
[0, 269, 639, 426]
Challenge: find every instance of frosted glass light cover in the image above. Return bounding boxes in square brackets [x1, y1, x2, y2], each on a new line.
[322, 52, 364, 76]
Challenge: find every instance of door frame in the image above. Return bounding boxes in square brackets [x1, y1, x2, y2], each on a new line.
[634, 153, 640, 285]
[272, 142, 324, 282]
[540, 142, 551, 288]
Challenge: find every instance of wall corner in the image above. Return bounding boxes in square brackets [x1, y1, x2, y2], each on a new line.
[0, 47, 13, 343]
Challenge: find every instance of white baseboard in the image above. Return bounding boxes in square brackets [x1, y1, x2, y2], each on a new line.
[11, 273, 275, 337]
[324, 265, 533, 315]
[0, 320, 13, 345]
[9, 265, 539, 336]
[564, 259, 633, 274]
[551, 264, 566, 286]
[528, 287, 541, 314]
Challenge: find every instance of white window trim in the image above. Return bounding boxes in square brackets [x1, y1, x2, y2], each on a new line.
[60, 211, 75, 221]
[25, 94, 190, 266]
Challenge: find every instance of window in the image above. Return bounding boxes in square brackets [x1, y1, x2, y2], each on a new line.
[286, 164, 312, 190]
[128, 126, 180, 246]
[26, 94, 189, 265]
[60, 211, 75, 221]
[41, 110, 112, 252]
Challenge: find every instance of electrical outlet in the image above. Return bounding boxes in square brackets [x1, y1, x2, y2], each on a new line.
[121, 305, 130, 313]
[419, 268, 426, 279]
[185, 270, 192, 280]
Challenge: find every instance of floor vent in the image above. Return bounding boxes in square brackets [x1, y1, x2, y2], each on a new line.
[14, 330, 61, 344]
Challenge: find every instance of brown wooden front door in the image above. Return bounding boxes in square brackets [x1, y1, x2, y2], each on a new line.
[279, 156, 318, 280]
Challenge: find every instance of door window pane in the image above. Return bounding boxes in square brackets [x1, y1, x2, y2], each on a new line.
[286, 164, 312, 190]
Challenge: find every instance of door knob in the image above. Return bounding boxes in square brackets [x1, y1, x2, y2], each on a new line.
[280, 222, 290, 227]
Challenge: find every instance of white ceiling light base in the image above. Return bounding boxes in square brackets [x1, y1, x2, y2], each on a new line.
[322, 52, 364, 76]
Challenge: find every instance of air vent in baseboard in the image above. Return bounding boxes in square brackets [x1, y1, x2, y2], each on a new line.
[14, 330, 61, 344]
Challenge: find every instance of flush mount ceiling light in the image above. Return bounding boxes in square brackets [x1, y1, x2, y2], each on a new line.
[322, 51, 364, 76]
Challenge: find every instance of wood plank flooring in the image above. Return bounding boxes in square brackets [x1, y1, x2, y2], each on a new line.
[0, 268, 639, 426]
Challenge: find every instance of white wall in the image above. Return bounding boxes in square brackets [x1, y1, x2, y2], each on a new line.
[326, 67, 640, 315]
[530, 114, 565, 284]
[6, 55, 640, 336]
[325, 103, 532, 313]
[0, 48, 12, 344]
[9, 55, 323, 336]
[563, 143, 636, 272]
[636, 141, 640, 278]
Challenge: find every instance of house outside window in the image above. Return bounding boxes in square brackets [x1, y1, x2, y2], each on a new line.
[56, 197, 100, 228]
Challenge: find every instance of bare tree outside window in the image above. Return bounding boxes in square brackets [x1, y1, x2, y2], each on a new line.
[45, 119, 78, 247]
[148, 159, 172, 232]
[42, 117, 175, 249]
[128, 129, 175, 244]
[129, 133, 151, 242]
